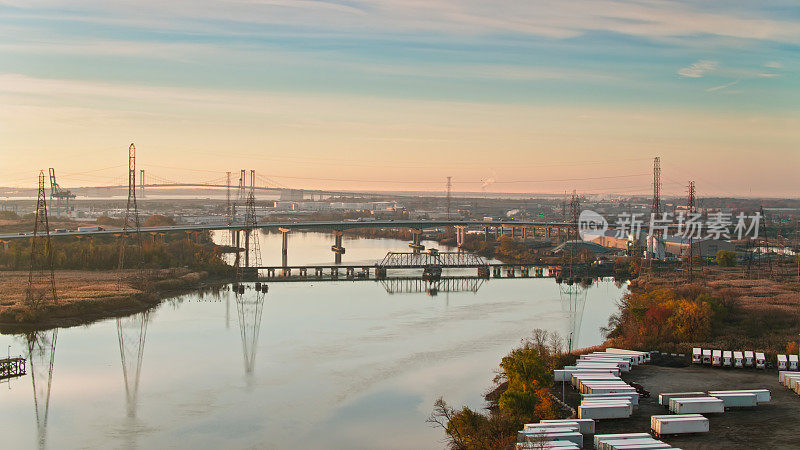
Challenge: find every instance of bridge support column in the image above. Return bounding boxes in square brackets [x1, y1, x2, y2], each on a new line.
[331, 230, 345, 264]
[279, 227, 290, 268]
[455, 226, 466, 248]
[315, 267, 323, 278]
[409, 229, 425, 252]
[299, 267, 307, 278]
[267, 267, 275, 278]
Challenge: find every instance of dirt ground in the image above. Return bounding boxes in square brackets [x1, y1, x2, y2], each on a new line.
[557, 361, 800, 449]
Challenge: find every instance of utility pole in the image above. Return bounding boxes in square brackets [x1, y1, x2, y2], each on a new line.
[27, 171, 57, 308]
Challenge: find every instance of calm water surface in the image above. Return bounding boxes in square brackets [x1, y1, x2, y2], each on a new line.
[0, 232, 627, 449]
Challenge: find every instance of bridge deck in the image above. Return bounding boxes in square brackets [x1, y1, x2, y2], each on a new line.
[0, 219, 575, 240]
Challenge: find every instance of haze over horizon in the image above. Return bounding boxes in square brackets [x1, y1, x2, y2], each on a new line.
[1, 1, 798, 197]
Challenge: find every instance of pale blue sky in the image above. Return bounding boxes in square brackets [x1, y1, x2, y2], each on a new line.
[1, 1, 798, 196]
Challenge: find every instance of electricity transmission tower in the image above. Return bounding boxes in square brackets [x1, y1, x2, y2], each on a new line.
[27, 330, 58, 450]
[117, 143, 144, 290]
[652, 156, 662, 216]
[27, 170, 57, 308]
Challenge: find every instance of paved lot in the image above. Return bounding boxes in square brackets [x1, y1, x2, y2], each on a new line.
[557, 363, 800, 449]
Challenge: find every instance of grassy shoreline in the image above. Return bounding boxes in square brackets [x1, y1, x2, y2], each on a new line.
[0, 269, 227, 333]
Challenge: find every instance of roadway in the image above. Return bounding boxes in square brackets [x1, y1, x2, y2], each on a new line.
[0, 219, 576, 240]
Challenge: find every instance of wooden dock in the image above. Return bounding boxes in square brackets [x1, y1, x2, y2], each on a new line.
[0, 356, 26, 380]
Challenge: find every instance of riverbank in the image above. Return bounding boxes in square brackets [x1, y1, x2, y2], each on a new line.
[605, 268, 800, 355]
[0, 269, 222, 332]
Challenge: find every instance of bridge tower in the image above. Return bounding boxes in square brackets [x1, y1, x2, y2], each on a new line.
[139, 169, 146, 198]
[26, 330, 58, 450]
[27, 171, 57, 309]
[117, 143, 145, 290]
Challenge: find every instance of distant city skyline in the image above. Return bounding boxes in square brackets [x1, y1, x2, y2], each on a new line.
[1, 1, 798, 197]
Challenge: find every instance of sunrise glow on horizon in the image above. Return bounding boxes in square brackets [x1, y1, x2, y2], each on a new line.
[1, 1, 798, 197]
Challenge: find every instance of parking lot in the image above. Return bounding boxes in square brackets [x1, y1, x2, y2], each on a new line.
[556, 361, 800, 449]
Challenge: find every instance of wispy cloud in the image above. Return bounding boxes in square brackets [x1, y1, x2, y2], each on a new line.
[706, 79, 740, 92]
[678, 60, 718, 78]
[764, 61, 783, 69]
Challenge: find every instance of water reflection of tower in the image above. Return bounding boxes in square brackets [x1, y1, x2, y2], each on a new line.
[235, 288, 266, 376]
[26, 330, 58, 450]
[559, 283, 588, 352]
[117, 311, 150, 418]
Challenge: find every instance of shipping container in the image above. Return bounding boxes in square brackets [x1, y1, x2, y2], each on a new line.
[712, 350, 722, 366]
[539, 418, 596, 435]
[670, 397, 725, 414]
[744, 351, 755, 367]
[707, 389, 770, 403]
[733, 351, 744, 368]
[604, 439, 672, 449]
[722, 351, 732, 367]
[517, 431, 583, 447]
[755, 352, 766, 369]
[578, 403, 632, 419]
[583, 392, 639, 405]
[651, 415, 709, 436]
[594, 433, 652, 448]
[658, 392, 706, 406]
[710, 392, 758, 408]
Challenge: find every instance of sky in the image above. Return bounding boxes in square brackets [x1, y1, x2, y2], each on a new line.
[0, 0, 798, 197]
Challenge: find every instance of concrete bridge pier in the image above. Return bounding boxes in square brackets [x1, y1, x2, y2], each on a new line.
[279, 228, 290, 268]
[455, 226, 466, 248]
[409, 229, 425, 251]
[331, 230, 345, 264]
[233, 230, 241, 268]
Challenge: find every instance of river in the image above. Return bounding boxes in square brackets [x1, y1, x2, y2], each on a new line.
[0, 231, 627, 449]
